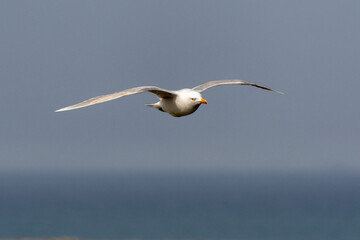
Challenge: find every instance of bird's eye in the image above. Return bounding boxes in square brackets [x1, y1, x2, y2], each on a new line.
[190, 98, 196, 101]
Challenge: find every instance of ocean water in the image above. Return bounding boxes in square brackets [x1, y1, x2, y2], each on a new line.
[0, 170, 359, 240]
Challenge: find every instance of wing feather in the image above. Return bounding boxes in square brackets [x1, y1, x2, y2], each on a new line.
[55, 86, 176, 112]
[192, 79, 283, 94]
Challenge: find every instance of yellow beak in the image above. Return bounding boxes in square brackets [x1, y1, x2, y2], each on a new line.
[200, 98, 208, 104]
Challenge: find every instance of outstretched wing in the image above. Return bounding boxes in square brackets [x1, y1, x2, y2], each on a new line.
[192, 79, 283, 94]
[55, 86, 176, 112]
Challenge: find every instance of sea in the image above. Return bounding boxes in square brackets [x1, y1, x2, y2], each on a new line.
[0, 169, 359, 240]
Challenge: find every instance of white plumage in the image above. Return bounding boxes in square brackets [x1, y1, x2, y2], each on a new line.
[55, 79, 282, 117]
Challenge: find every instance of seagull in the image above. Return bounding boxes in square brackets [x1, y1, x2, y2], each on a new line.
[55, 79, 282, 117]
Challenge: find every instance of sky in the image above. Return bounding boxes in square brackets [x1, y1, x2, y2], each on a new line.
[0, 0, 359, 172]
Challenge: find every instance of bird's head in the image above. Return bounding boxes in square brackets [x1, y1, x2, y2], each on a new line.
[177, 89, 208, 107]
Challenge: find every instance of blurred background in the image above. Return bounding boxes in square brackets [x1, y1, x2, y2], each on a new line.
[0, 0, 359, 239]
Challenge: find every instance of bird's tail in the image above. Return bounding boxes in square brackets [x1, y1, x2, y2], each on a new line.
[146, 103, 157, 108]
[146, 102, 164, 112]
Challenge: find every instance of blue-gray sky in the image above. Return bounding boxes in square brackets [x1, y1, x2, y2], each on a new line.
[1, 0, 359, 172]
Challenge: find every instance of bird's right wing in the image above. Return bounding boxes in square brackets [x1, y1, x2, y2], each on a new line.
[192, 79, 283, 94]
[55, 86, 176, 112]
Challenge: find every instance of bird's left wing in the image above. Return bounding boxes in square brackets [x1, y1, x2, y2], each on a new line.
[55, 86, 176, 112]
[192, 79, 283, 94]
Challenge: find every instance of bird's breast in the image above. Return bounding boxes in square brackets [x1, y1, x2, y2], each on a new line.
[161, 98, 200, 117]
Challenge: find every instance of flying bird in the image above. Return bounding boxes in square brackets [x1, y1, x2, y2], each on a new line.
[55, 79, 282, 117]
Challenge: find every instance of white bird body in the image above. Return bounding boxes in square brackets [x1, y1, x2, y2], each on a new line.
[157, 89, 203, 117]
[55, 79, 282, 117]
